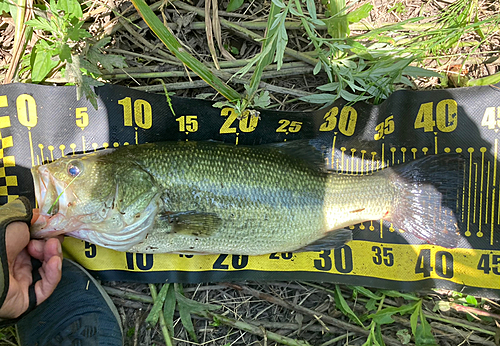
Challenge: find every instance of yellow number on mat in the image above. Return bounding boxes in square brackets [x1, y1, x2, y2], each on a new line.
[176, 115, 198, 132]
[75, 108, 89, 129]
[414, 100, 457, 133]
[118, 97, 152, 129]
[17, 94, 37, 128]
[319, 106, 357, 136]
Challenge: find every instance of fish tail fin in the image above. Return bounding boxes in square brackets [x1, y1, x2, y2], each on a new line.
[387, 154, 464, 248]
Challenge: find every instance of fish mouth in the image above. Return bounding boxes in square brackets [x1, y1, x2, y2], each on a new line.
[31, 165, 75, 237]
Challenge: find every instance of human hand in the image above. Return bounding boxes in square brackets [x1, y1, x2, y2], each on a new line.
[0, 222, 63, 319]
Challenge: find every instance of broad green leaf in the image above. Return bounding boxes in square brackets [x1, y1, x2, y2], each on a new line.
[67, 27, 91, 41]
[58, 0, 83, 19]
[300, 93, 337, 104]
[414, 318, 436, 346]
[339, 89, 370, 102]
[368, 303, 418, 325]
[345, 78, 366, 92]
[146, 284, 170, 326]
[324, 0, 349, 38]
[26, 18, 55, 32]
[176, 292, 198, 342]
[465, 295, 478, 306]
[175, 288, 220, 343]
[341, 58, 356, 69]
[32, 49, 57, 82]
[313, 61, 322, 75]
[247, 0, 282, 99]
[374, 324, 386, 346]
[362, 324, 382, 346]
[370, 59, 410, 75]
[212, 101, 229, 109]
[226, 0, 244, 12]
[467, 72, 500, 86]
[324, 16, 349, 38]
[58, 44, 72, 62]
[79, 57, 101, 75]
[306, 0, 317, 20]
[253, 90, 270, 109]
[308, 17, 325, 26]
[403, 66, 442, 78]
[49, 0, 57, 15]
[97, 54, 127, 72]
[352, 288, 382, 300]
[346, 3, 373, 23]
[410, 301, 437, 346]
[80, 75, 103, 110]
[175, 291, 220, 313]
[399, 76, 413, 87]
[274, 25, 288, 70]
[365, 298, 377, 311]
[316, 82, 339, 91]
[349, 41, 369, 55]
[0, 1, 10, 15]
[93, 37, 111, 50]
[333, 285, 364, 327]
[271, 0, 285, 9]
[163, 284, 176, 335]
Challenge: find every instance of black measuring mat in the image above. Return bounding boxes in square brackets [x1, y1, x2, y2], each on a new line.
[0, 83, 499, 296]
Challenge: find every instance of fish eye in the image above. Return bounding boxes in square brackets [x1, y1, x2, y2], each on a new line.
[67, 161, 82, 177]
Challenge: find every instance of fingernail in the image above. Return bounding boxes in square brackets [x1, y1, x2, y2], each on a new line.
[33, 240, 43, 253]
[57, 241, 62, 255]
[58, 258, 62, 271]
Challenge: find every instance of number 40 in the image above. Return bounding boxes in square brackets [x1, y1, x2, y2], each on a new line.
[414, 100, 457, 133]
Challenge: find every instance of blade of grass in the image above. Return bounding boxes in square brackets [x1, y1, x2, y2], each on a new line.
[333, 284, 364, 327]
[467, 71, 500, 86]
[244, 0, 283, 106]
[4, 0, 31, 84]
[130, 0, 241, 101]
[324, 0, 348, 38]
[148, 284, 174, 346]
[146, 283, 170, 326]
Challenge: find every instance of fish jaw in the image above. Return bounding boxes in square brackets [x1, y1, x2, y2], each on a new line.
[31, 165, 78, 237]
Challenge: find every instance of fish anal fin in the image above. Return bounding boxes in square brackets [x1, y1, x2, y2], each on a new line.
[294, 229, 352, 252]
[159, 211, 221, 237]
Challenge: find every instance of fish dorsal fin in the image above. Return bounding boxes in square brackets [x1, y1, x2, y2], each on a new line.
[263, 139, 327, 170]
[294, 229, 352, 252]
[159, 211, 221, 237]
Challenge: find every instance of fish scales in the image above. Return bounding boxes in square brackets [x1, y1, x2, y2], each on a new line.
[126, 142, 338, 254]
[30, 141, 465, 254]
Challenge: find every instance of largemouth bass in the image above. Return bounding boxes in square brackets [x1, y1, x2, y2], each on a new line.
[30, 141, 463, 255]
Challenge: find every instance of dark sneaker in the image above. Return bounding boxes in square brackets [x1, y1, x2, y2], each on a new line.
[16, 259, 123, 346]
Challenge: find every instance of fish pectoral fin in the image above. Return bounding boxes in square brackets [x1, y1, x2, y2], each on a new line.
[159, 211, 221, 237]
[294, 229, 352, 252]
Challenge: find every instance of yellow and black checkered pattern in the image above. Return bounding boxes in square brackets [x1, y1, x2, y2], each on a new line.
[0, 104, 17, 204]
